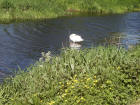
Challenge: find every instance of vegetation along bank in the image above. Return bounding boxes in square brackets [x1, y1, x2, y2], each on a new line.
[0, 46, 140, 105]
[0, 0, 140, 23]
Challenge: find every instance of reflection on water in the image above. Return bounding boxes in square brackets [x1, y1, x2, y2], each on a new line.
[0, 12, 140, 81]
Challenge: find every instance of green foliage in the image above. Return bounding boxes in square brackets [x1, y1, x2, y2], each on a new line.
[0, 0, 140, 23]
[0, 0, 14, 10]
[0, 46, 140, 105]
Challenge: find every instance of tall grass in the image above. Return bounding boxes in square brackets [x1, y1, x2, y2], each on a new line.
[0, 46, 140, 105]
[0, 0, 140, 23]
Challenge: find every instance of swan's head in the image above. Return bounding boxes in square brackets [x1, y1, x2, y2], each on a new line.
[69, 34, 84, 42]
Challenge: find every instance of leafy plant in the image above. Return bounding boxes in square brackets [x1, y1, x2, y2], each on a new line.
[0, 0, 14, 10]
[0, 46, 140, 105]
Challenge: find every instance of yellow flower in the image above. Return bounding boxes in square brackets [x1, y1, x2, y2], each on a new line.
[62, 93, 66, 98]
[74, 96, 77, 99]
[93, 76, 96, 79]
[65, 89, 68, 93]
[74, 75, 77, 78]
[85, 85, 89, 88]
[40, 100, 43, 103]
[106, 80, 112, 84]
[87, 78, 91, 81]
[93, 80, 98, 83]
[76, 100, 80, 103]
[49, 101, 55, 105]
[117, 66, 121, 70]
[72, 86, 75, 88]
[67, 81, 71, 85]
[81, 97, 85, 100]
[73, 79, 78, 83]
[11, 98, 14, 101]
[59, 82, 62, 84]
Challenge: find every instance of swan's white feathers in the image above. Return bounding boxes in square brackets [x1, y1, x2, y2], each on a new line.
[69, 34, 84, 42]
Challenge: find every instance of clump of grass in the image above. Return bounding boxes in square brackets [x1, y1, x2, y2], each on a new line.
[0, 0, 140, 23]
[0, 46, 140, 105]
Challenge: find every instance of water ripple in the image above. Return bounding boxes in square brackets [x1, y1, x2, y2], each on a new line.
[0, 12, 140, 81]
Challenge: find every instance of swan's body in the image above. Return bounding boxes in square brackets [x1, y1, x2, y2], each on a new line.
[69, 34, 84, 49]
[69, 34, 84, 42]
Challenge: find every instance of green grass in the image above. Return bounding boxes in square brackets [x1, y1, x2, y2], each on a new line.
[0, 46, 140, 105]
[0, 0, 140, 23]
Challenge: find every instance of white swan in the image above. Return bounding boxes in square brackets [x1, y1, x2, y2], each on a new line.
[69, 34, 84, 42]
[69, 34, 84, 49]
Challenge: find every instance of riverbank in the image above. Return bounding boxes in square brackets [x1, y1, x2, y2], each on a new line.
[0, 46, 140, 105]
[0, 0, 140, 23]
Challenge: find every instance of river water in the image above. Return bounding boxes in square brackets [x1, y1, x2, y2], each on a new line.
[0, 12, 140, 81]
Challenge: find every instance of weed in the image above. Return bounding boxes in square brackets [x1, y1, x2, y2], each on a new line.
[0, 46, 140, 105]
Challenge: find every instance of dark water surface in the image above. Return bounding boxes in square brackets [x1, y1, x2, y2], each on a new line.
[0, 12, 140, 81]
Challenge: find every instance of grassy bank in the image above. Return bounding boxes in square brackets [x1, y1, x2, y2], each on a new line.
[0, 0, 140, 23]
[0, 46, 140, 105]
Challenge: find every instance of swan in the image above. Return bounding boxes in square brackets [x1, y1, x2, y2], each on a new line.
[69, 33, 84, 49]
[69, 34, 84, 42]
